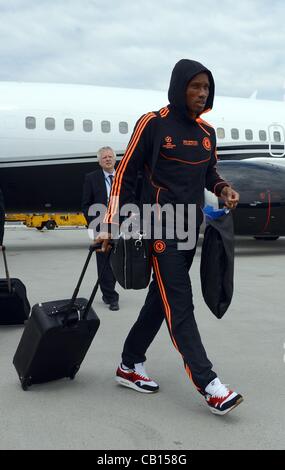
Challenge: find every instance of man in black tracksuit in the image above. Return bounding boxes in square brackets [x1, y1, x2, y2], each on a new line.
[101, 59, 243, 415]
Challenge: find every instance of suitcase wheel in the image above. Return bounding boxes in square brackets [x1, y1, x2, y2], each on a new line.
[69, 365, 80, 380]
[21, 377, 32, 391]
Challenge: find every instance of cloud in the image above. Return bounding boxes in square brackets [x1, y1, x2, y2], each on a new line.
[0, 0, 284, 100]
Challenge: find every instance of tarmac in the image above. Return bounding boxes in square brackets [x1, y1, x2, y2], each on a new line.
[0, 226, 284, 450]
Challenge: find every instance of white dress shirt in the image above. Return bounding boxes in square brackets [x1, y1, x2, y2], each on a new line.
[103, 170, 116, 201]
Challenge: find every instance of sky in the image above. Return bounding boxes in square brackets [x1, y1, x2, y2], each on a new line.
[0, 0, 284, 100]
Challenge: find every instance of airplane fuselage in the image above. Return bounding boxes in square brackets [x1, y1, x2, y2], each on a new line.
[0, 82, 284, 238]
[0, 81, 284, 164]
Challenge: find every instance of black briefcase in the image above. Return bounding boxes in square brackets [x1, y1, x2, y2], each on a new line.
[0, 246, 30, 325]
[13, 245, 106, 390]
[110, 232, 151, 290]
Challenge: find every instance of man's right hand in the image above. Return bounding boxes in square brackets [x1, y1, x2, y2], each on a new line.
[95, 232, 112, 252]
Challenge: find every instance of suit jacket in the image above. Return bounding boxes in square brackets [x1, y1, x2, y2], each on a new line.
[0, 188, 5, 245]
[81, 169, 109, 225]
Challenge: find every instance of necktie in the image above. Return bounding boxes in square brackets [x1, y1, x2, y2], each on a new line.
[108, 174, 114, 187]
[107, 175, 114, 203]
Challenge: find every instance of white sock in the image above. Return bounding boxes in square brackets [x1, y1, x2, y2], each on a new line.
[121, 363, 132, 371]
[205, 377, 222, 395]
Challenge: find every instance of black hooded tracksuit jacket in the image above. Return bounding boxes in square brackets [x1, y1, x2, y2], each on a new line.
[105, 60, 229, 392]
[105, 59, 228, 229]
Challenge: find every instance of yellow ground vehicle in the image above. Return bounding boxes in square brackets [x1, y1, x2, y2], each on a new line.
[5, 213, 87, 230]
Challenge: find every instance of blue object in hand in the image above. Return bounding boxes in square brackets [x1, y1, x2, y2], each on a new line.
[203, 205, 230, 220]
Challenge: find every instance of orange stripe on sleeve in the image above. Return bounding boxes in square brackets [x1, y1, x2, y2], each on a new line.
[196, 117, 213, 128]
[109, 112, 156, 220]
[105, 114, 149, 222]
[105, 112, 156, 223]
[159, 106, 169, 117]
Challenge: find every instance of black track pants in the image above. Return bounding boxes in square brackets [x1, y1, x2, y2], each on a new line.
[122, 239, 217, 393]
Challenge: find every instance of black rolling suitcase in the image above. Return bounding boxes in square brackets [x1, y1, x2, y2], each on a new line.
[13, 245, 107, 390]
[0, 246, 30, 325]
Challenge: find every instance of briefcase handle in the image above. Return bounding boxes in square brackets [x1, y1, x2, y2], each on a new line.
[0, 246, 12, 293]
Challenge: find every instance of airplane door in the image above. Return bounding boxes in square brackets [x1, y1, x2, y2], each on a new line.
[268, 124, 285, 157]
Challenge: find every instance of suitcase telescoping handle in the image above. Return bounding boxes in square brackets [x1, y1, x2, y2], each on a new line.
[63, 242, 112, 324]
[0, 246, 12, 293]
[81, 248, 112, 320]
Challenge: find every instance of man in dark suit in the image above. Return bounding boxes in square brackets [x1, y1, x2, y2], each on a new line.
[0, 188, 5, 246]
[82, 147, 119, 311]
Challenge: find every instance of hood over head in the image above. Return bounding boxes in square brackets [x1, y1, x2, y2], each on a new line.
[168, 59, 215, 120]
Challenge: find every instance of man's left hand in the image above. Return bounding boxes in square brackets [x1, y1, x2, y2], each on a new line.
[220, 186, 239, 209]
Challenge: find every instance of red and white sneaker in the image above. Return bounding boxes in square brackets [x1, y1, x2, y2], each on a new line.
[116, 362, 159, 393]
[205, 378, 243, 416]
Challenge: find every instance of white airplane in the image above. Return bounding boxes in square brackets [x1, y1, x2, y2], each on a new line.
[0, 81, 284, 240]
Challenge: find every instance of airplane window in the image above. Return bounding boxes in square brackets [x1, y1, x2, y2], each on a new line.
[119, 121, 128, 134]
[45, 117, 55, 131]
[64, 119, 74, 131]
[25, 116, 36, 129]
[231, 128, 239, 140]
[101, 120, 111, 133]
[245, 129, 253, 140]
[273, 131, 281, 142]
[259, 130, 267, 141]
[217, 127, 225, 139]
[83, 120, 93, 132]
